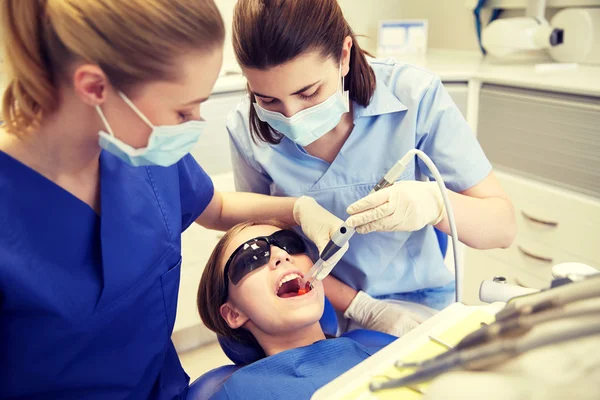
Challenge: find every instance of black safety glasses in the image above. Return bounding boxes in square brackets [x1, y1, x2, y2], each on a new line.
[222, 229, 307, 299]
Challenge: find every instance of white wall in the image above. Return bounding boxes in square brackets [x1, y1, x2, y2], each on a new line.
[214, 0, 485, 62]
[338, 0, 404, 53]
[398, 0, 483, 51]
[215, 0, 562, 62]
[214, 0, 238, 71]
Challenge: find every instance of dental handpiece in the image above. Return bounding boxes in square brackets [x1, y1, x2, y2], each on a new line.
[303, 159, 412, 288]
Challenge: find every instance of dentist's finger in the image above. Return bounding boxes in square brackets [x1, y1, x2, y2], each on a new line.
[346, 202, 394, 228]
[346, 189, 391, 215]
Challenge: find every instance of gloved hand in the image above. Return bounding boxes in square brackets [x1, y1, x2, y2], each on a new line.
[346, 181, 445, 234]
[293, 196, 349, 280]
[344, 291, 424, 337]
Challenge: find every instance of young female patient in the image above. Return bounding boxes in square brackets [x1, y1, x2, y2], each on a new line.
[197, 220, 394, 399]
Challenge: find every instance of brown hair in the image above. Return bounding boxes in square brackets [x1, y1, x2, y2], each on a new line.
[232, 0, 376, 144]
[1, 0, 225, 134]
[197, 219, 290, 341]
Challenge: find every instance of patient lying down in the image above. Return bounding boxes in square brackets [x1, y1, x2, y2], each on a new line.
[197, 220, 394, 400]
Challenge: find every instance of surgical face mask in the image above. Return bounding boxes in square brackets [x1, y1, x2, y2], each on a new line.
[96, 92, 205, 167]
[253, 63, 350, 147]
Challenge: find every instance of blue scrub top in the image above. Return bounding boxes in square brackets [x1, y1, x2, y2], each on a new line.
[0, 151, 214, 399]
[227, 58, 492, 310]
[210, 337, 381, 400]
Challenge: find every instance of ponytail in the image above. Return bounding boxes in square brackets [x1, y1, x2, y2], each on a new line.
[345, 35, 376, 107]
[1, 0, 57, 133]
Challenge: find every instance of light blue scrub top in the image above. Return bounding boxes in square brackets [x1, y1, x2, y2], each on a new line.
[227, 58, 492, 310]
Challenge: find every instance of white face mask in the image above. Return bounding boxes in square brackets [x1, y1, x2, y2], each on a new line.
[253, 63, 350, 146]
[96, 92, 205, 167]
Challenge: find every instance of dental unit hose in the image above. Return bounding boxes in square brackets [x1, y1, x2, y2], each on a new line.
[303, 149, 462, 303]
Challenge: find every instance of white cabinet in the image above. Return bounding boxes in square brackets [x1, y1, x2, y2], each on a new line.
[477, 84, 600, 198]
[464, 170, 600, 304]
[444, 82, 469, 118]
[464, 85, 600, 305]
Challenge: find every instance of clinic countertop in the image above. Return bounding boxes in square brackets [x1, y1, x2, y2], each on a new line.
[212, 49, 600, 98]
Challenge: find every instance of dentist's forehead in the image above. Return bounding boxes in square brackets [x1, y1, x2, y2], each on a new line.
[244, 51, 335, 99]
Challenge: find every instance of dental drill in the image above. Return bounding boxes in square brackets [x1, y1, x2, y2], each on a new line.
[303, 149, 462, 303]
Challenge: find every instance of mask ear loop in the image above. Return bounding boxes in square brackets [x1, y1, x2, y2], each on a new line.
[96, 105, 115, 137]
[118, 92, 155, 129]
[337, 62, 344, 93]
[338, 61, 350, 110]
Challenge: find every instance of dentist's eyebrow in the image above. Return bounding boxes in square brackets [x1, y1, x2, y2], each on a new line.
[183, 97, 209, 105]
[290, 81, 320, 96]
[253, 80, 321, 98]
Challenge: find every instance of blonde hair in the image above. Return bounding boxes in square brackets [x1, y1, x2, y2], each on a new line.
[0, 0, 225, 134]
[198, 219, 290, 340]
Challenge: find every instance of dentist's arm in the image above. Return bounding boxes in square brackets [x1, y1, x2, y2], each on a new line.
[323, 275, 424, 337]
[196, 193, 349, 269]
[434, 172, 516, 249]
[196, 191, 297, 230]
[346, 172, 516, 250]
[323, 275, 358, 313]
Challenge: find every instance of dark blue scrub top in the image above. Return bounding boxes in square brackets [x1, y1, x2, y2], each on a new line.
[0, 151, 214, 400]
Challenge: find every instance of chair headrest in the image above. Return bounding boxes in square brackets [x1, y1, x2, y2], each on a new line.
[218, 296, 339, 365]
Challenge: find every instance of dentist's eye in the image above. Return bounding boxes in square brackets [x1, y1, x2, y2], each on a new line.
[299, 88, 320, 101]
[258, 97, 275, 105]
[178, 112, 192, 122]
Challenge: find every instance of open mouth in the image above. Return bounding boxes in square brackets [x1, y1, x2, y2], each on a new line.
[277, 273, 311, 298]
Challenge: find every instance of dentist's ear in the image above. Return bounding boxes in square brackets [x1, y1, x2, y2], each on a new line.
[341, 36, 353, 77]
[73, 64, 110, 107]
[220, 302, 249, 329]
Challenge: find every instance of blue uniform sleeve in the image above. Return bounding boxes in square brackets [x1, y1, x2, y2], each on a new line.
[226, 108, 272, 195]
[415, 78, 492, 192]
[177, 154, 214, 232]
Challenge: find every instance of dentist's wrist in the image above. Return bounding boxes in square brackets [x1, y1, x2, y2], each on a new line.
[343, 291, 374, 323]
[292, 196, 307, 225]
[322, 275, 358, 313]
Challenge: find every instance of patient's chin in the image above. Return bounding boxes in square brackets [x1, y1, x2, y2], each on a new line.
[251, 303, 324, 336]
[282, 302, 324, 329]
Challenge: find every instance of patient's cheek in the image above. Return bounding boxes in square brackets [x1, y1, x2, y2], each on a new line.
[295, 255, 314, 272]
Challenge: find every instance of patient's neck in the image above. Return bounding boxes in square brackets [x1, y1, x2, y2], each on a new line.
[252, 322, 326, 356]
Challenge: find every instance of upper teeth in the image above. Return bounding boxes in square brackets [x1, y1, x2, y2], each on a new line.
[278, 273, 300, 288]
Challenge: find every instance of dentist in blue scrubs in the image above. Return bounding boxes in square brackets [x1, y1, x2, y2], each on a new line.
[227, 0, 517, 335]
[0, 1, 348, 399]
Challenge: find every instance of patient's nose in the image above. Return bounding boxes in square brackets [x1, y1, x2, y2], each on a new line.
[270, 246, 291, 268]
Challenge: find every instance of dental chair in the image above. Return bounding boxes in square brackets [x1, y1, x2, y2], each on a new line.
[188, 229, 448, 399]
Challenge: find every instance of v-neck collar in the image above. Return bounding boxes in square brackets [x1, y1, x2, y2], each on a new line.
[0, 150, 99, 217]
[281, 105, 365, 192]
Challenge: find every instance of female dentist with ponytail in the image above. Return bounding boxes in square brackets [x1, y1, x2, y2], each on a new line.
[227, 0, 517, 336]
[0, 1, 346, 398]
